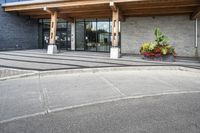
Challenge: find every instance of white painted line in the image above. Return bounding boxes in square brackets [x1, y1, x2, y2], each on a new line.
[1, 90, 200, 124]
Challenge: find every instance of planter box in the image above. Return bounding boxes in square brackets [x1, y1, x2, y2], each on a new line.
[143, 54, 175, 62]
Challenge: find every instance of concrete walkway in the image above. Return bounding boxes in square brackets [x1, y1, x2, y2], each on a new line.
[0, 50, 199, 71]
[0, 69, 200, 124]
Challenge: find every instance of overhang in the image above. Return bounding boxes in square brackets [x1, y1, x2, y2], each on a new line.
[2, 0, 200, 20]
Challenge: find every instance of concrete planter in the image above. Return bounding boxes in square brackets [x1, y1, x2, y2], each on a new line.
[143, 54, 175, 62]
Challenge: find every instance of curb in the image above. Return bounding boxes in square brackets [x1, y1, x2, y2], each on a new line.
[39, 66, 200, 77]
[1, 66, 199, 81]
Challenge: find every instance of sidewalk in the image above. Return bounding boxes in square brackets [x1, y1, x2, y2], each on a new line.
[0, 50, 199, 72]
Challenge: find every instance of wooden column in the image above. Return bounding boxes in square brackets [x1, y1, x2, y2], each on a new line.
[49, 11, 58, 45]
[112, 8, 119, 47]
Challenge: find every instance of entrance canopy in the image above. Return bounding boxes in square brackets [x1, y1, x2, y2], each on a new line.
[2, 0, 200, 58]
[2, 0, 200, 21]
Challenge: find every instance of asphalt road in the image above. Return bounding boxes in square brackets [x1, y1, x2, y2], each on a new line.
[0, 69, 200, 133]
[1, 93, 200, 133]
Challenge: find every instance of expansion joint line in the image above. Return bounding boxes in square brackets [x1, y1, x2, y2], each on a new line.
[38, 73, 50, 114]
[97, 74, 126, 96]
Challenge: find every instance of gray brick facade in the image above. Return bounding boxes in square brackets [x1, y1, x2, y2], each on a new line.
[0, 5, 38, 51]
[121, 15, 199, 57]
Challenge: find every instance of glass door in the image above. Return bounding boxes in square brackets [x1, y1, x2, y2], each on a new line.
[40, 19, 71, 51]
[97, 21, 111, 52]
[43, 30, 50, 49]
[43, 29, 70, 50]
[75, 21, 85, 51]
[75, 19, 113, 52]
[85, 21, 97, 51]
[56, 29, 67, 50]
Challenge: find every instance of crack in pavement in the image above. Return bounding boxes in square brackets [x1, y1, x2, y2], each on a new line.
[38, 74, 50, 114]
[96, 73, 126, 97]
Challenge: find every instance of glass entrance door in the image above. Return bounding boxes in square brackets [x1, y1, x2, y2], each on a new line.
[43, 30, 50, 49]
[39, 19, 71, 51]
[97, 21, 111, 52]
[75, 19, 113, 52]
[56, 29, 67, 50]
[85, 21, 97, 51]
[42, 29, 70, 50]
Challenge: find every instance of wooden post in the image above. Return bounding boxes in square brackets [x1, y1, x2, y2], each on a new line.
[112, 8, 119, 47]
[47, 11, 58, 54]
[50, 11, 58, 45]
[110, 4, 120, 59]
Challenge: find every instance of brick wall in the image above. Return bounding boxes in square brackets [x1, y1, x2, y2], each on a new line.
[121, 15, 199, 57]
[0, 6, 38, 51]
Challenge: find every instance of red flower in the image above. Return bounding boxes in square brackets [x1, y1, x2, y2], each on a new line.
[149, 53, 155, 57]
[144, 52, 150, 57]
[154, 47, 161, 54]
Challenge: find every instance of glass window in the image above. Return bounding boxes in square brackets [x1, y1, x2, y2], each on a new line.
[97, 18, 109, 21]
[43, 21, 50, 29]
[76, 19, 84, 22]
[38, 19, 71, 50]
[75, 22, 85, 51]
[85, 21, 97, 51]
[75, 19, 112, 52]
[57, 23, 67, 29]
[97, 21, 111, 52]
[85, 19, 96, 22]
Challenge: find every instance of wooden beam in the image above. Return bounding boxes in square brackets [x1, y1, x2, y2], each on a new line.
[58, 14, 74, 23]
[191, 7, 200, 20]
[110, 2, 117, 12]
[4, 0, 109, 12]
[4, 0, 200, 20]
[43, 7, 74, 23]
[43, 7, 53, 14]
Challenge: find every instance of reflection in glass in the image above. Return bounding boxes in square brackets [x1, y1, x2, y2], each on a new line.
[56, 30, 67, 50]
[85, 21, 97, 51]
[39, 19, 71, 50]
[76, 22, 85, 50]
[97, 21, 111, 52]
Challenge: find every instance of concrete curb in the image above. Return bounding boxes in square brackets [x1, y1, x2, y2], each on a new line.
[0, 68, 38, 81]
[0, 66, 199, 81]
[0, 72, 37, 81]
[38, 66, 200, 77]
